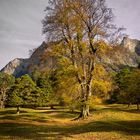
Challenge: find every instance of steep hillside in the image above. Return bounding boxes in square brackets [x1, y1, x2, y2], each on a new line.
[0, 42, 56, 77]
[0, 58, 28, 77]
[100, 46, 139, 71]
[27, 41, 57, 74]
[1, 37, 140, 77]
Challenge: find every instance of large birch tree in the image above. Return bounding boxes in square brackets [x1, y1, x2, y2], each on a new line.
[42, 0, 117, 119]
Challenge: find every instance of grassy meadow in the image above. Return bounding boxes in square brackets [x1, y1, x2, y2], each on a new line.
[0, 104, 140, 140]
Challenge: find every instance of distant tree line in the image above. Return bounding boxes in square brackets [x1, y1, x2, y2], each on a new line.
[0, 66, 140, 114]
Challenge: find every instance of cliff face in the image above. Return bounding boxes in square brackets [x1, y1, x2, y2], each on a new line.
[1, 37, 140, 77]
[27, 41, 57, 74]
[1, 58, 29, 77]
[100, 46, 139, 71]
[121, 37, 140, 55]
[0, 42, 56, 77]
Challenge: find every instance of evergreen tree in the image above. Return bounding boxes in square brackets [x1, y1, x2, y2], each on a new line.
[8, 74, 40, 112]
[116, 68, 140, 109]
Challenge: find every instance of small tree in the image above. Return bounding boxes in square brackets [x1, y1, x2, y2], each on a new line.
[0, 72, 15, 108]
[116, 68, 140, 109]
[32, 72, 54, 107]
[92, 64, 113, 100]
[8, 74, 40, 111]
[7, 91, 23, 114]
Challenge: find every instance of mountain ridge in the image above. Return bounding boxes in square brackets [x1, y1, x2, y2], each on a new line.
[1, 37, 140, 77]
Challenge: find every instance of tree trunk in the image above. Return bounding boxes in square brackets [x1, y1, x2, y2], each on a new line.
[79, 104, 90, 119]
[50, 105, 55, 109]
[0, 101, 4, 109]
[128, 103, 131, 108]
[77, 83, 91, 119]
[71, 108, 74, 113]
[137, 103, 139, 110]
[16, 106, 20, 114]
[0, 91, 6, 109]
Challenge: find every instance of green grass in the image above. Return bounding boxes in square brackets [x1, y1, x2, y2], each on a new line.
[0, 104, 140, 140]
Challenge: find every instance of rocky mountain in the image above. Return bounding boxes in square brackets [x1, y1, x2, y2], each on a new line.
[121, 37, 140, 55]
[26, 41, 57, 74]
[1, 58, 29, 77]
[1, 37, 140, 77]
[0, 42, 56, 77]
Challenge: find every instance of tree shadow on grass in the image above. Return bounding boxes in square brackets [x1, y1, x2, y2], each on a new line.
[0, 120, 140, 139]
[95, 105, 140, 114]
[0, 110, 16, 115]
[0, 110, 78, 123]
[0, 114, 50, 124]
[0, 110, 28, 116]
[117, 109, 140, 114]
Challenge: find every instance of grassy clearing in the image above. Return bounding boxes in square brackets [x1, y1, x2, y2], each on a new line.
[0, 104, 140, 140]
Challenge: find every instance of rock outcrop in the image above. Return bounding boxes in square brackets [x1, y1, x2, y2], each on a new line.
[0, 42, 56, 77]
[1, 58, 28, 77]
[27, 41, 57, 74]
[121, 37, 140, 55]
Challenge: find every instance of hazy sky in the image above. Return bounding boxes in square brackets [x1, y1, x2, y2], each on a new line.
[0, 0, 140, 69]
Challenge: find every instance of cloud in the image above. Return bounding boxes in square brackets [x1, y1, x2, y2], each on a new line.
[0, 0, 47, 69]
[107, 0, 140, 39]
[0, 0, 140, 69]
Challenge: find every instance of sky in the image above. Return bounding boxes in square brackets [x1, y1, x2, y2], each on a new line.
[0, 0, 140, 69]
